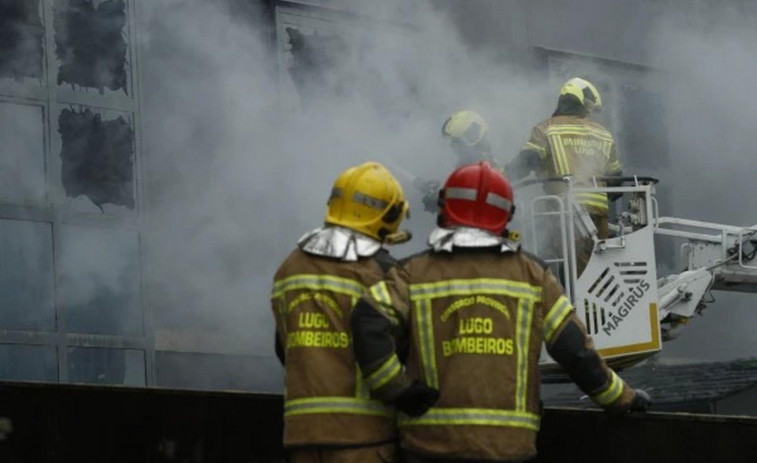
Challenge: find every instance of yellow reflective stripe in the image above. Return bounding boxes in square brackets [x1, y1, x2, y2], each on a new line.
[576, 200, 608, 211]
[579, 201, 608, 211]
[592, 371, 624, 407]
[398, 408, 540, 431]
[575, 192, 608, 200]
[369, 281, 400, 326]
[608, 159, 621, 172]
[416, 299, 439, 388]
[285, 397, 393, 417]
[366, 354, 402, 390]
[272, 274, 365, 298]
[575, 192, 609, 211]
[370, 281, 391, 306]
[525, 141, 546, 153]
[548, 134, 570, 175]
[556, 135, 572, 175]
[410, 279, 542, 302]
[546, 126, 614, 142]
[354, 296, 372, 399]
[515, 298, 535, 411]
[544, 296, 573, 343]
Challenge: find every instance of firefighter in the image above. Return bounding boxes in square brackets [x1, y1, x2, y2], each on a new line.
[350, 162, 650, 462]
[441, 110, 500, 169]
[506, 78, 622, 275]
[271, 162, 411, 463]
[418, 110, 501, 213]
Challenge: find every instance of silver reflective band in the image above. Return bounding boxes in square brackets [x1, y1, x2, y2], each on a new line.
[485, 192, 512, 211]
[353, 192, 389, 210]
[446, 187, 478, 201]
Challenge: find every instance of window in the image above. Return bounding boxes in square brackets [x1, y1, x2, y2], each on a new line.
[60, 225, 142, 336]
[0, 219, 54, 331]
[57, 108, 135, 211]
[0, 102, 46, 203]
[0, 0, 44, 81]
[67, 347, 145, 386]
[54, 0, 129, 94]
[0, 344, 57, 382]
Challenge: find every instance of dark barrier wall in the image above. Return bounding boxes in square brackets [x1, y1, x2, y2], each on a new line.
[1, 382, 756, 462]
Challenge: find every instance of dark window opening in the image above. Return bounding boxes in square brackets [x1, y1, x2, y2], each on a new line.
[54, 0, 128, 94]
[621, 85, 670, 172]
[58, 108, 135, 210]
[285, 27, 351, 107]
[0, 0, 44, 81]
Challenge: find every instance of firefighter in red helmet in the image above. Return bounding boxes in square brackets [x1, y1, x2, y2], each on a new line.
[350, 162, 650, 462]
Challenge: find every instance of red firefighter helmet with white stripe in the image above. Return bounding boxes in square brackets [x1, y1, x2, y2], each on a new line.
[438, 161, 514, 235]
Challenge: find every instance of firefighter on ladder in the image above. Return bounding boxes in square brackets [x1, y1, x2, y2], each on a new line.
[351, 161, 650, 462]
[418, 110, 502, 212]
[271, 162, 411, 463]
[506, 78, 622, 276]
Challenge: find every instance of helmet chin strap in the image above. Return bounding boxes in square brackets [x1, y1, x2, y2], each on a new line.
[384, 229, 413, 245]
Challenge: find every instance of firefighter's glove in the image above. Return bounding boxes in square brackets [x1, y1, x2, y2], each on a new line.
[629, 388, 651, 412]
[394, 381, 440, 417]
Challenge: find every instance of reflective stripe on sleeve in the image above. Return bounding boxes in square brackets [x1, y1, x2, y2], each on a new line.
[410, 279, 541, 302]
[544, 296, 573, 344]
[591, 370, 624, 407]
[525, 141, 547, 155]
[365, 354, 403, 390]
[398, 407, 540, 431]
[369, 281, 399, 326]
[285, 397, 393, 417]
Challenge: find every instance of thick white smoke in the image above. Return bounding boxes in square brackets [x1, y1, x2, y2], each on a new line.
[647, 3, 757, 361]
[137, 0, 551, 390]
[136, 0, 757, 391]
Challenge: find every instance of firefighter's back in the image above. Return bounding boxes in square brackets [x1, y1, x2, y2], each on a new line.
[398, 248, 548, 461]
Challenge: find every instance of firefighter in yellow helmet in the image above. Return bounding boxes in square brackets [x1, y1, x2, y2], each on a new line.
[441, 110, 501, 168]
[350, 162, 650, 462]
[271, 162, 411, 463]
[417, 110, 503, 213]
[506, 77, 623, 275]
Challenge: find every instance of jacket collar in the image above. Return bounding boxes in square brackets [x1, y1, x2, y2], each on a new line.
[428, 226, 519, 253]
[298, 226, 382, 261]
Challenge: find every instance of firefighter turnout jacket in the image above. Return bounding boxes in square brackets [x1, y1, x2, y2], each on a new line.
[351, 240, 635, 461]
[512, 114, 622, 215]
[271, 233, 399, 448]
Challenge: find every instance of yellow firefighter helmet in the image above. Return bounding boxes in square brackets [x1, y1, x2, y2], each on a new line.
[441, 110, 489, 147]
[559, 77, 602, 112]
[325, 162, 409, 242]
